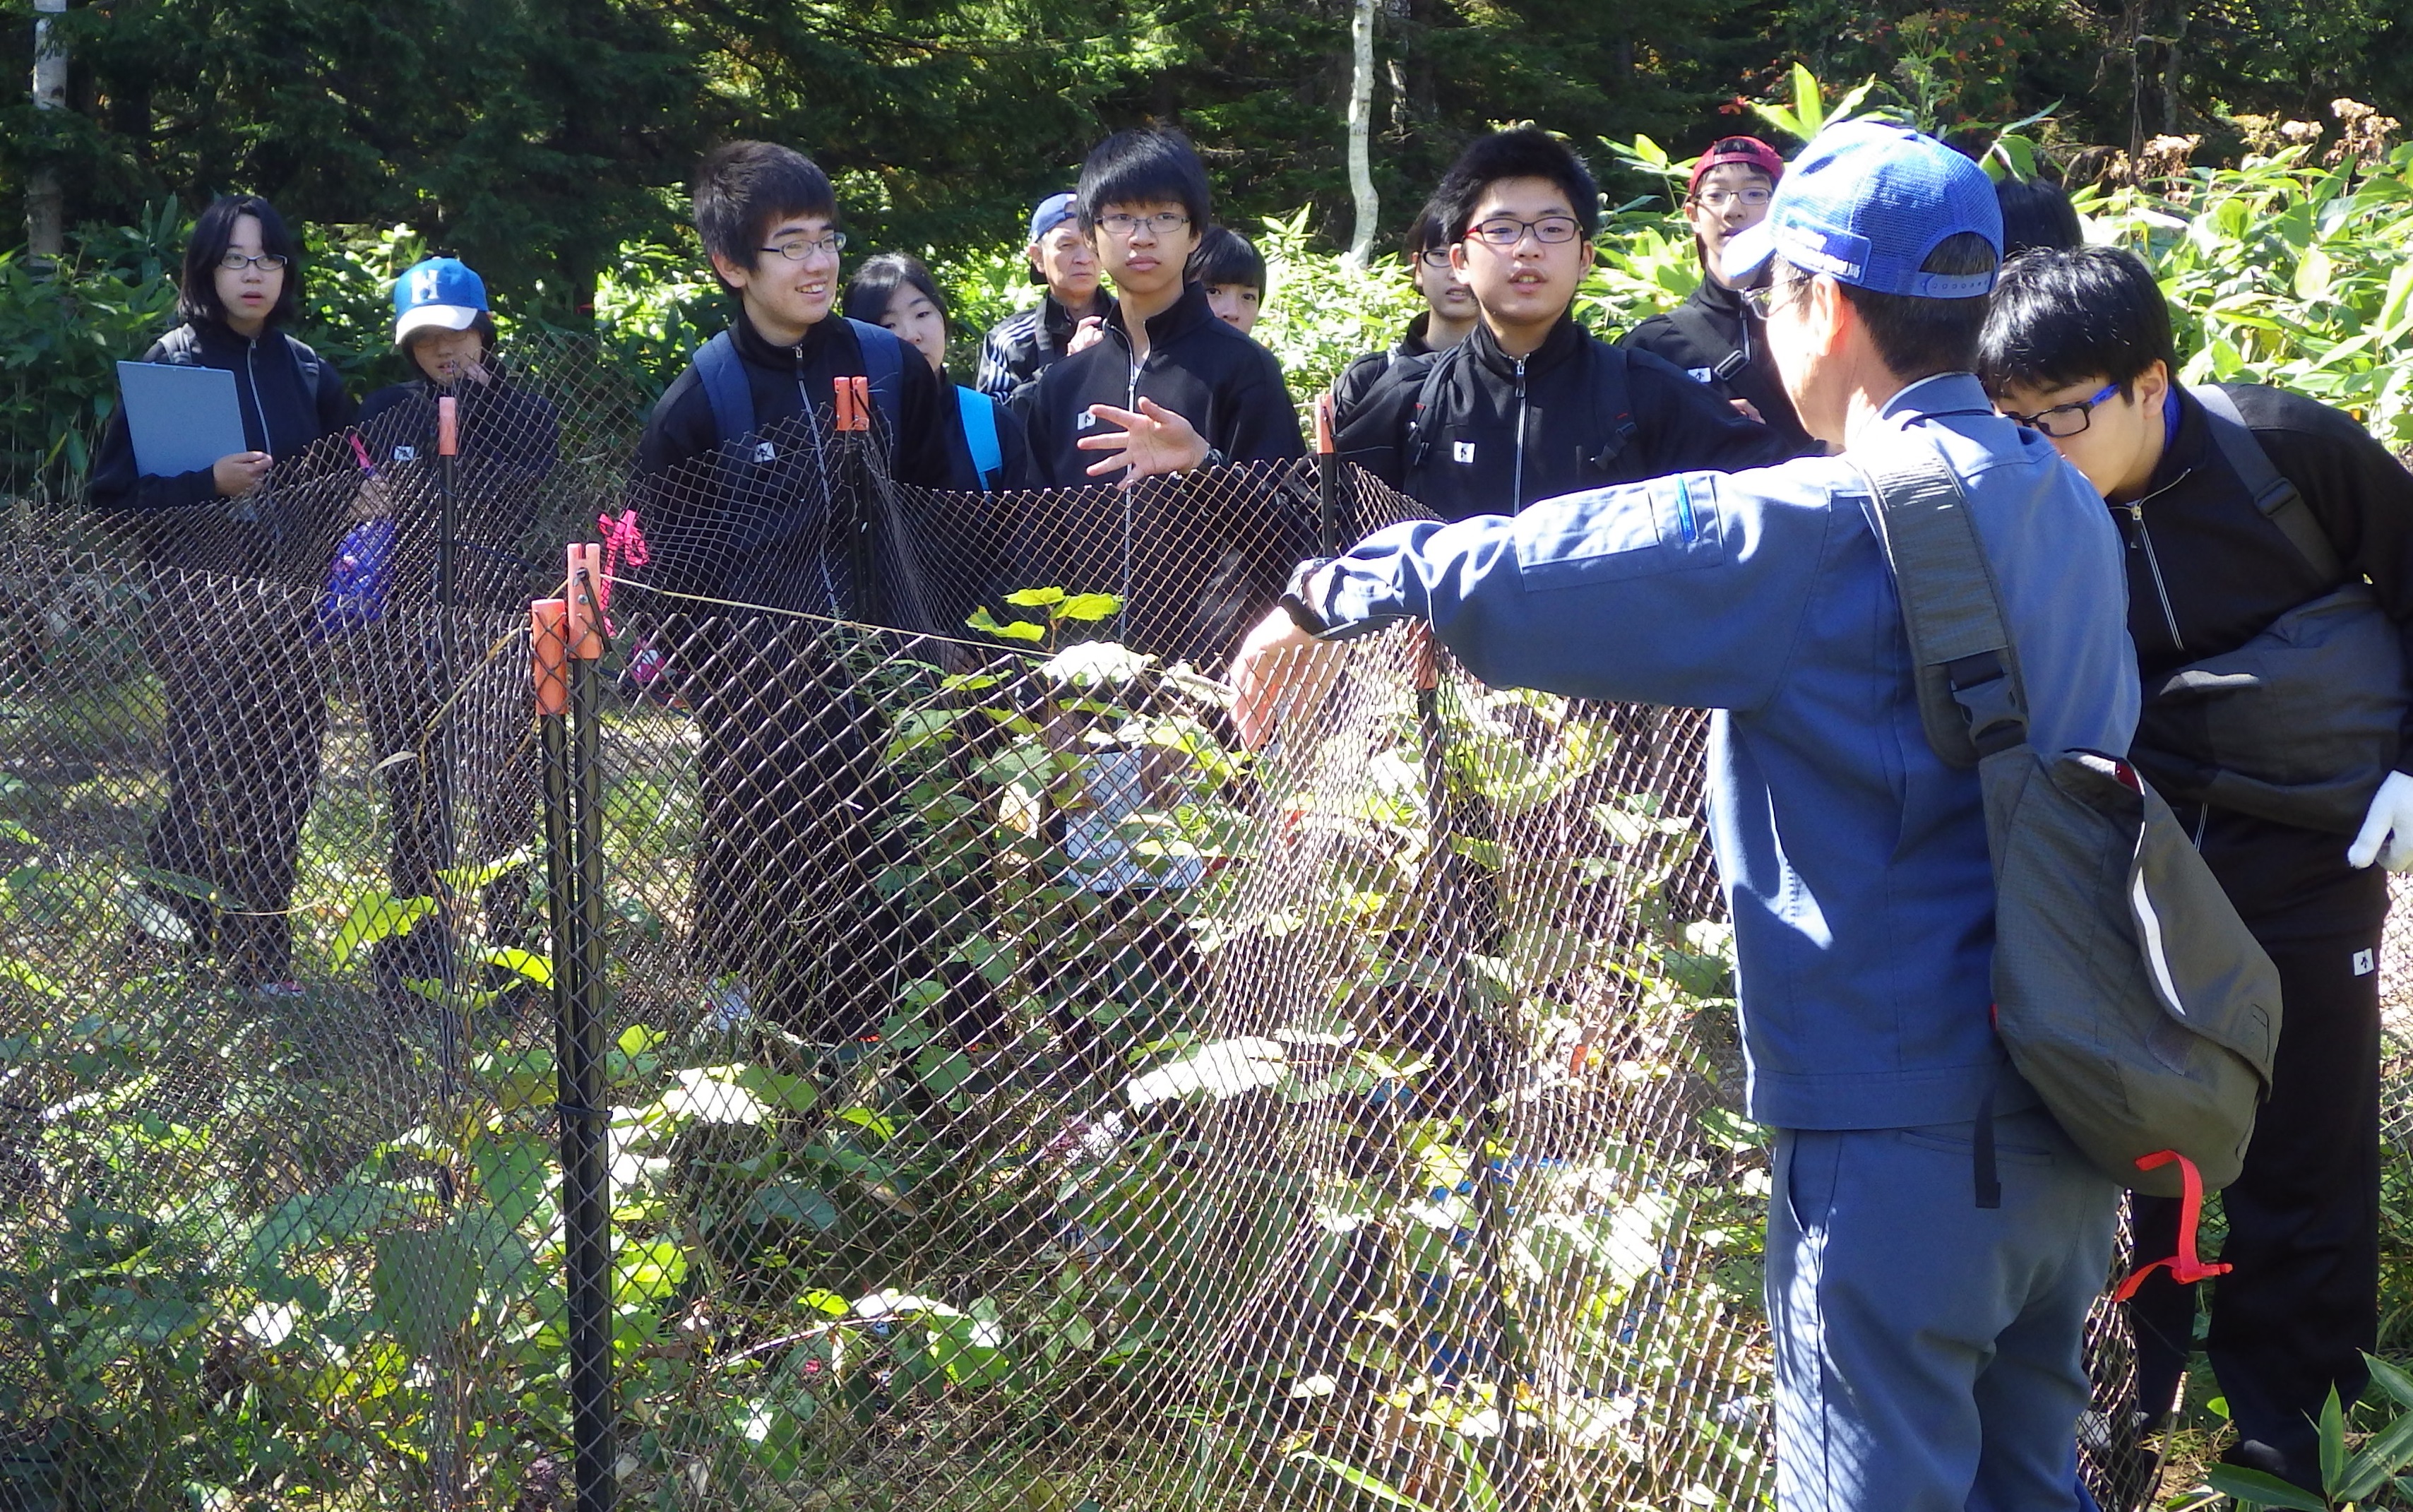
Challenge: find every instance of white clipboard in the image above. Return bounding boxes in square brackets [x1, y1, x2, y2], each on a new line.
[116, 361, 246, 478]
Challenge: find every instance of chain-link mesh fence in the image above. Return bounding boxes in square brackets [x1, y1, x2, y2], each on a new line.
[0, 335, 2405, 1511]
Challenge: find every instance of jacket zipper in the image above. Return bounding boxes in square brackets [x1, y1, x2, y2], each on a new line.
[1511, 355, 1529, 511]
[1122, 328, 1143, 610]
[2123, 499, 2187, 655]
[240, 336, 269, 454]
[797, 350, 841, 617]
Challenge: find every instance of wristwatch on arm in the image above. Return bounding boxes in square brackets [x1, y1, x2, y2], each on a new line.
[1279, 557, 1337, 636]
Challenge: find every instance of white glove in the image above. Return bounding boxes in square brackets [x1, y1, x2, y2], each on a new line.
[2348, 770, 2413, 869]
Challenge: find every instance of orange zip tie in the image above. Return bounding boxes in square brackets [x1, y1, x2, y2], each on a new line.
[530, 598, 568, 717]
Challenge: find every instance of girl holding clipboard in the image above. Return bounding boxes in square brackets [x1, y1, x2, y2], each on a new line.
[89, 194, 354, 996]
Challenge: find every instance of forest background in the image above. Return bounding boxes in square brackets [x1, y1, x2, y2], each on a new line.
[5, 0, 2413, 493]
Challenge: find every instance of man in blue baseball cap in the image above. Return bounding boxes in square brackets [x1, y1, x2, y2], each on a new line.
[1231, 118, 2138, 1509]
[972, 189, 1110, 401]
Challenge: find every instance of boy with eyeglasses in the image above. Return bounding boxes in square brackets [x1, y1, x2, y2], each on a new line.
[1623, 136, 1818, 458]
[1020, 127, 1303, 489]
[632, 141, 965, 1045]
[1330, 207, 1480, 420]
[1323, 127, 1780, 521]
[1982, 244, 2413, 1494]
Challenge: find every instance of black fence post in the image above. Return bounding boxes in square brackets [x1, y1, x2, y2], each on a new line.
[539, 544, 617, 1512]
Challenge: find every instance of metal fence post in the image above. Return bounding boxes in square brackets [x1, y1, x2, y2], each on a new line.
[539, 546, 616, 1512]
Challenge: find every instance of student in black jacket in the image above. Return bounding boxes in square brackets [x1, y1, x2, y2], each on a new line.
[1982, 246, 2413, 1494]
[1620, 135, 1817, 458]
[636, 142, 967, 621]
[1328, 129, 1782, 521]
[1330, 208, 1479, 420]
[973, 191, 1112, 403]
[633, 141, 965, 1042]
[1020, 128, 1304, 489]
[88, 194, 354, 994]
[344, 257, 561, 1003]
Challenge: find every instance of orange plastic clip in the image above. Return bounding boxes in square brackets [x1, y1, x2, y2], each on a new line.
[438, 395, 458, 458]
[833, 376, 860, 432]
[850, 375, 871, 432]
[1313, 392, 1335, 456]
[563, 543, 605, 660]
[530, 599, 569, 717]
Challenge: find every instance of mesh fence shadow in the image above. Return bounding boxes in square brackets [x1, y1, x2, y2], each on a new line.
[0, 334, 2393, 1510]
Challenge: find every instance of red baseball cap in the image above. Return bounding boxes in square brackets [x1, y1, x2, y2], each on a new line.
[1689, 136, 1787, 197]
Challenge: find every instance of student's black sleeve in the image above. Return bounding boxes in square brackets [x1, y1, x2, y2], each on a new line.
[314, 351, 358, 434]
[1623, 345, 1789, 475]
[636, 371, 719, 482]
[1330, 350, 1394, 428]
[1219, 343, 1306, 463]
[2241, 386, 2413, 773]
[1327, 352, 1430, 490]
[1022, 365, 1073, 488]
[992, 393, 1034, 492]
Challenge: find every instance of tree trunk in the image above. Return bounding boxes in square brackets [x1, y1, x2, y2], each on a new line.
[1343, 0, 1378, 270]
[27, 0, 68, 264]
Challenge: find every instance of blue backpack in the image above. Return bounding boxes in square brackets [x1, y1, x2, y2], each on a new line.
[691, 318, 905, 454]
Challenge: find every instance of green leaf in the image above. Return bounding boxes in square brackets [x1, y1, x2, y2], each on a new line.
[479, 947, 553, 989]
[1002, 586, 1067, 607]
[2340, 1405, 2413, 1500]
[1054, 592, 1121, 621]
[2203, 1465, 2330, 1511]
[124, 865, 243, 909]
[2364, 1352, 2413, 1410]
[1, 957, 66, 999]
[1451, 1435, 1504, 1512]
[2320, 1387, 2348, 1494]
[328, 890, 436, 972]
[1285, 1452, 1443, 1512]
[967, 605, 1045, 643]
[434, 847, 533, 895]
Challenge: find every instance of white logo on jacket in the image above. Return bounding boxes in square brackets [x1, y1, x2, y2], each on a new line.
[1075, 409, 1101, 431]
[2355, 948, 2376, 976]
[1452, 440, 1476, 465]
[753, 441, 777, 463]
[392, 444, 417, 463]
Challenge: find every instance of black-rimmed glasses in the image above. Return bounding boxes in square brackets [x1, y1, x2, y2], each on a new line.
[218, 252, 289, 272]
[762, 232, 847, 261]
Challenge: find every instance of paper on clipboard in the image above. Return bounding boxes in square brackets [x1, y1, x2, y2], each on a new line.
[116, 361, 246, 478]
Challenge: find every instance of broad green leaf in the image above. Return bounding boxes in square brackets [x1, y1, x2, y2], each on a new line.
[1002, 586, 1067, 607]
[435, 847, 533, 894]
[2364, 1351, 2413, 1409]
[967, 606, 1045, 642]
[328, 890, 435, 972]
[1, 957, 66, 999]
[1054, 592, 1121, 621]
[479, 947, 554, 988]
[744, 1181, 839, 1231]
[2203, 1465, 2328, 1511]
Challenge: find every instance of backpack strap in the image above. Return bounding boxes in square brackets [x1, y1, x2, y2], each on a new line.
[1403, 344, 1467, 478]
[958, 384, 1003, 488]
[693, 330, 755, 448]
[1851, 438, 2032, 768]
[2193, 384, 2346, 584]
[1585, 339, 1639, 470]
[845, 318, 906, 454]
[280, 333, 324, 403]
[1664, 302, 1748, 383]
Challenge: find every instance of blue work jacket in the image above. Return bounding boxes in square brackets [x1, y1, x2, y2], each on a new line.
[1298, 374, 2140, 1130]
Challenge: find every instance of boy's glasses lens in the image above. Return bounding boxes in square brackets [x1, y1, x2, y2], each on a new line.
[219, 253, 287, 270]
[2004, 381, 2121, 438]
[765, 232, 846, 261]
[1100, 213, 1190, 238]
[1470, 215, 1582, 246]
[1694, 189, 1772, 210]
